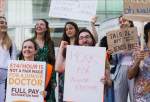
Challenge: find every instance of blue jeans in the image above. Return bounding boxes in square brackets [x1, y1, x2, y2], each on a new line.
[0, 68, 7, 102]
[104, 82, 115, 102]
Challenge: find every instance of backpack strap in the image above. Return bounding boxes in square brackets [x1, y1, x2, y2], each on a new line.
[110, 54, 118, 74]
[9, 45, 12, 58]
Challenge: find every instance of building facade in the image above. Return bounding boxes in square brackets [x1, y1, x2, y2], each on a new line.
[5, 0, 123, 49]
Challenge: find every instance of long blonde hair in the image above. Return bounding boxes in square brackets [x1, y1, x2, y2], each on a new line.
[0, 16, 12, 50]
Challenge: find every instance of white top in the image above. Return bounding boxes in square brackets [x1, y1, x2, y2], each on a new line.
[0, 42, 17, 69]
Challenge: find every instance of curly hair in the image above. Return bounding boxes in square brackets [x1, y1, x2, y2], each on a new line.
[75, 28, 96, 46]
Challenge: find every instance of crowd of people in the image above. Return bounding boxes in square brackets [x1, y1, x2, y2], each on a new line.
[0, 15, 150, 102]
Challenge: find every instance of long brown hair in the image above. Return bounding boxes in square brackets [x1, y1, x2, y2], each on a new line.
[62, 21, 79, 44]
[144, 22, 150, 44]
[61, 21, 79, 58]
[0, 16, 12, 50]
[32, 19, 55, 65]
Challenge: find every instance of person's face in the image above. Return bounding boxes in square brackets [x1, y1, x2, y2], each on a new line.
[22, 41, 37, 60]
[35, 20, 47, 34]
[119, 17, 130, 28]
[78, 32, 93, 46]
[65, 24, 76, 38]
[0, 17, 7, 33]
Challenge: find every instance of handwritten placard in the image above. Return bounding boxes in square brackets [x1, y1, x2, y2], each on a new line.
[49, 0, 97, 21]
[123, 0, 150, 21]
[6, 60, 46, 102]
[63, 45, 105, 102]
[107, 27, 139, 53]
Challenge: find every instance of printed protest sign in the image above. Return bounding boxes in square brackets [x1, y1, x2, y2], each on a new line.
[63, 45, 105, 102]
[123, 0, 150, 21]
[49, 0, 97, 21]
[6, 60, 46, 102]
[107, 27, 139, 53]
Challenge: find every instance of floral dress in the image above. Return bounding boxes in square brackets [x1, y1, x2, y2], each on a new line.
[133, 55, 150, 102]
[35, 42, 56, 102]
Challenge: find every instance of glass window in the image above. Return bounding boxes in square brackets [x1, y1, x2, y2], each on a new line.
[106, 0, 123, 12]
[8, 28, 16, 41]
[24, 28, 34, 40]
[97, 0, 106, 11]
[5, 0, 124, 47]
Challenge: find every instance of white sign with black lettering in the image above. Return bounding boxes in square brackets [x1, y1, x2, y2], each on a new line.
[49, 0, 97, 21]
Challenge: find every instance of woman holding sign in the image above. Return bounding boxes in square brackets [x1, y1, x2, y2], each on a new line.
[128, 22, 150, 102]
[75, 28, 112, 101]
[111, 16, 135, 102]
[0, 16, 17, 102]
[55, 21, 79, 102]
[56, 17, 98, 102]
[19, 39, 53, 102]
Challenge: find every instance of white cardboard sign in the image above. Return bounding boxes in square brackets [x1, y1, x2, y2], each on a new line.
[49, 0, 97, 21]
[63, 45, 105, 102]
[6, 60, 46, 102]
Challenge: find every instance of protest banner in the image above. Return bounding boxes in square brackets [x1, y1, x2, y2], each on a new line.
[107, 27, 139, 53]
[0, 0, 5, 16]
[6, 60, 46, 102]
[123, 0, 150, 21]
[49, 0, 97, 21]
[63, 45, 105, 102]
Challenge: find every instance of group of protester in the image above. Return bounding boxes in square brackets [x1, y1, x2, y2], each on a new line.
[0, 15, 149, 102]
[100, 17, 150, 102]
[0, 16, 56, 102]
